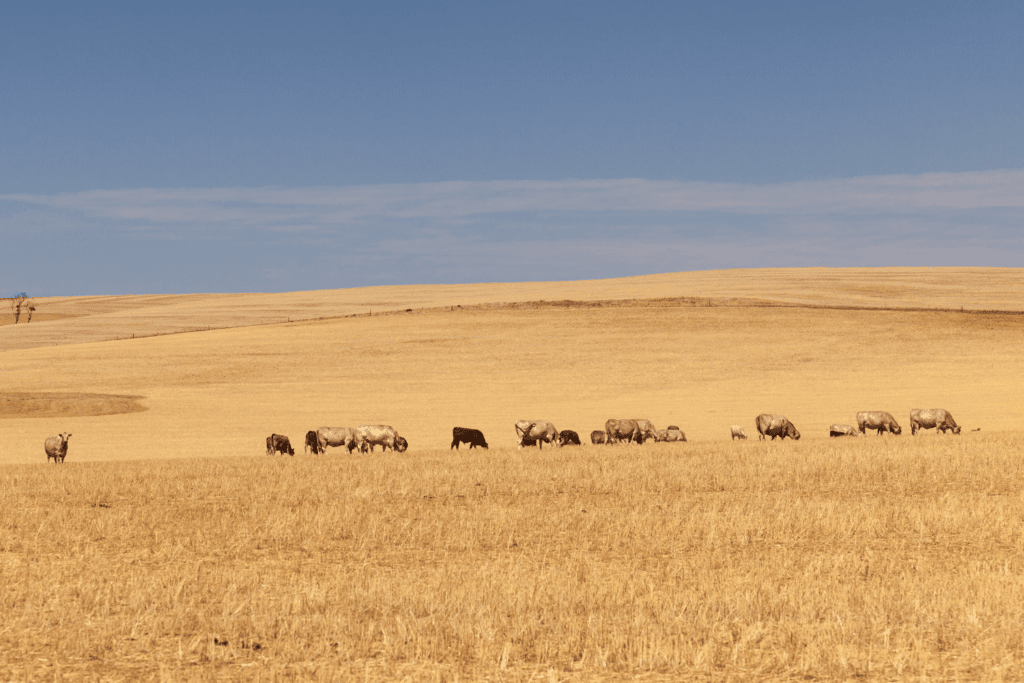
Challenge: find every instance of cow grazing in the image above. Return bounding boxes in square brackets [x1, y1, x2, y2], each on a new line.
[660, 427, 687, 442]
[590, 430, 607, 445]
[857, 411, 902, 436]
[829, 424, 861, 437]
[304, 430, 321, 454]
[605, 419, 640, 444]
[355, 425, 402, 452]
[395, 436, 409, 452]
[266, 434, 295, 456]
[317, 426, 358, 454]
[730, 425, 747, 440]
[44, 433, 71, 463]
[910, 409, 961, 435]
[451, 427, 489, 449]
[756, 414, 800, 441]
[559, 430, 581, 446]
[632, 419, 658, 444]
[515, 420, 559, 449]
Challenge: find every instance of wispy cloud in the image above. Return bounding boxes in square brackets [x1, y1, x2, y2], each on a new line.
[2, 170, 1022, 294]
[4, 170, 1024, 232]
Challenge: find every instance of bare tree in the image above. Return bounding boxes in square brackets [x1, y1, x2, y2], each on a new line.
[10, 293, 30, 323]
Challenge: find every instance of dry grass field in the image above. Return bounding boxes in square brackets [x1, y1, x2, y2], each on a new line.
[1, 267, 1023, 681]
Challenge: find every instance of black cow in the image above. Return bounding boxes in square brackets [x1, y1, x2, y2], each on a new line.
[559, 430, 581, 446]
[304, 430, 321, 454]
[266, 434, 295, 456]
[451, 427, 489, 449]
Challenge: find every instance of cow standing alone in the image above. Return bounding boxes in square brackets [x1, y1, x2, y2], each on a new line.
[730, 425, 747, 440]
[45, 433, 71, 463]
[451, 427, 488, 449]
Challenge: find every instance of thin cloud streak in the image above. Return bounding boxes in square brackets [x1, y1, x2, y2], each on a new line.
[4, 170, 1024, 231]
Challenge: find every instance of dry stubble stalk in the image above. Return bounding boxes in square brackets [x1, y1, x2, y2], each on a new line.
[2, 435, 1024, 680]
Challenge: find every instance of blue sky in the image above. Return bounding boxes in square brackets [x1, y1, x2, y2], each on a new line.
[2, 2, 1022, 295]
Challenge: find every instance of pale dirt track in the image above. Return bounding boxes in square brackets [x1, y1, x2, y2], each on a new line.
[1, 267, 1021, 464]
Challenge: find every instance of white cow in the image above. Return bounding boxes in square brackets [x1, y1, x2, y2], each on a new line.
[45, 433, 71, 463]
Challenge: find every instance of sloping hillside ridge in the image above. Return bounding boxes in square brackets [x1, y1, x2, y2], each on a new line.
[2, 267, 1020, 351]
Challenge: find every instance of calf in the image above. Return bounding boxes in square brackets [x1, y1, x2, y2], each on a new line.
[829, 424, 860, 437]
[559, 430, 581, 446]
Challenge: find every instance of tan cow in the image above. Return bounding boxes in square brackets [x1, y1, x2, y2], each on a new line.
[515, 420, 559, 449]
[317, 426, 358, 453]
[910, 409, 961, 435]
[730, 425, 747, 440]
[605, 419, 640, 444]
[756, 414, 800, 441]
[355, 425, 403, 452]
[660, 427, 687, 442]
[829, 424, 861, 437]
[631, 419, 658, 443]
[857, 411, 902, 436]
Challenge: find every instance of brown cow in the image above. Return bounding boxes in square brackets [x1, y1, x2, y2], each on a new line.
[266, 434, 294, 456]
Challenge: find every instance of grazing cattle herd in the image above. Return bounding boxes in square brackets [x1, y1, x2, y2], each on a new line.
[40, 408, 966, 463]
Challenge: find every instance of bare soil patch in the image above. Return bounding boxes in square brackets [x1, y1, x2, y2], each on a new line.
[0, 392, 147, 419]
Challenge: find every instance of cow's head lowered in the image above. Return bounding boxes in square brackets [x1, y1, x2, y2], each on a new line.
[786, 423, 801, 440]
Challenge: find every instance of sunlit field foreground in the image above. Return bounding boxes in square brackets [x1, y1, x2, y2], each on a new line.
[3, 434, 1024, 681]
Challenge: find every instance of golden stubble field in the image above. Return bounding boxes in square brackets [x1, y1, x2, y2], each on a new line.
[2, 267, 1024, 681]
